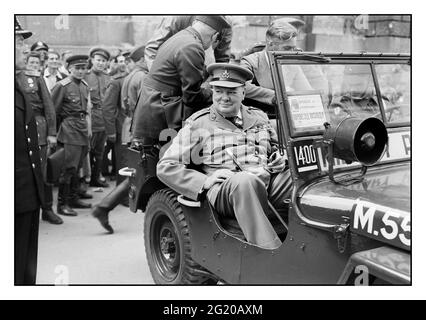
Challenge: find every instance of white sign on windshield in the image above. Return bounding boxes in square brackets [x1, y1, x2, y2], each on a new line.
[289, 94, 327, 130]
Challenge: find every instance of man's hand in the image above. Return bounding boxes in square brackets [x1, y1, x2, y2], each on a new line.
[107, 134, 116, 143]
[47, 136, 57, 148]
[130, 138, 143, 150]
[266, 151, 286, 173]
[203, 169, 234, 190]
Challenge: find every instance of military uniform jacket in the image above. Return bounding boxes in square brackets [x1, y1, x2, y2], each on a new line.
[121, 62, 148, 116]
[157, 105, 278, 204]
[103, 71, 128, 136]
[51, 77, 90, 146]
[16, 70, 56, 146]
[133, 27, 212, 139]
[85, 69, 110, 132]
[15, 79, 45, 214]
[144, 15, 232, 69]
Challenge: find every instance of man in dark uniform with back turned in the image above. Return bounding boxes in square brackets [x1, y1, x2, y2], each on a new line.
[132, 16, 231, 148]
[51, 55, 92, 216]
[85, 47, 111, 188]
[16, 51, 63, 225]
[15, 17, 44, 285]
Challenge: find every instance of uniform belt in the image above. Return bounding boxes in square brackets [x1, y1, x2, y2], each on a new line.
[143, 76, 182, 96]
[67, 111, 87, 120]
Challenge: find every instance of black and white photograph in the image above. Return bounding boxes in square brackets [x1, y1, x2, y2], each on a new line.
[7, 1, 423, 301]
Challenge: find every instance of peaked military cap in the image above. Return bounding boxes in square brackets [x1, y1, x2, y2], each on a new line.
[66, 54, 89, 67]
[195, 15, 231, 33]
[207, 62, 253, 88]
[89, 47, 111, 60]
[129, 45, 145, 62]
[15, 17, 32, 39]
[31, 41, 49, 52]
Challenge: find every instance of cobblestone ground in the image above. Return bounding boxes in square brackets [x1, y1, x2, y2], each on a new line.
[36, 181, 154, 285]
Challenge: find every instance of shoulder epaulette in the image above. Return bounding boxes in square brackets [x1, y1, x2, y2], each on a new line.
[59, 77, 72, 86]
[24, 70, 40, 77]
[188, 108, 210, 121]
[81, 79, 89, 86]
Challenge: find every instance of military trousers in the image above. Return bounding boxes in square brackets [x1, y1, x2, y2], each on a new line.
[39, 144, 54, 210]
[213, 170, 292, 249]
[90, 131, 107, 178]
[15, 209, 40, 285]
[59, 144, 89, 184]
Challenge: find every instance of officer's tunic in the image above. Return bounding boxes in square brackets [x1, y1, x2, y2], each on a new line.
[132, 26, 212, 139]
[16, 70, 56, 146]
[51, 77, 90, 146]
[157, 105, 292, 248]
[85, 69, 110, 133]
[15, 79, 45, 284]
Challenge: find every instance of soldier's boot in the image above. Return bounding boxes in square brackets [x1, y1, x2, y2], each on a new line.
[57, 183, 78, 216]
[69, 176, 92, 209]
[76, 177, 93, 199]
[42, 183, 63, 224]
[91, 178, 130, 234]
[90, 158, 110, 188]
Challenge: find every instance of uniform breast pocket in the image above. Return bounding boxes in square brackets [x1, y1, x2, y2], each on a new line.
[66, 93, 80, 104]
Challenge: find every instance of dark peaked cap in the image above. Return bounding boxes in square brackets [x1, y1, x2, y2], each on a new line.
[129, 46, 145, 62]
[66, 54, 89, 67]
[89, 47, 111, 60]
[15, 17, 32, 39]
[195, 15, 231, 32]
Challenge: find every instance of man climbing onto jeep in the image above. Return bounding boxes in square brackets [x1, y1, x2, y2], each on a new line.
[156, 63, 292, 249]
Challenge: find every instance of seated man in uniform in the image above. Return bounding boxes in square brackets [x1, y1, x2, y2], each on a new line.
[157, 63, 292, 250]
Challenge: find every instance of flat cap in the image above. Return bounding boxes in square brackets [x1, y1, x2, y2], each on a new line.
[31, 41, 49, 52]
[129, 45, 145, 62]
[66, 54, 89, 67]
[89, 47, 110, 60]
[15, 17, 32, 39]
[195, 15, 231, 33]
[207, 62, 253, 88]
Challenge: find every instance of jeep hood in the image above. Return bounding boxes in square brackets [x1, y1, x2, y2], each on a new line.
[298, 163, 411, 250]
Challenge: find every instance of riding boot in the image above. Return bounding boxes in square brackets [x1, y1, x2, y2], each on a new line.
[57, 183, 78, 216]
[90, 158, 109, 188]
[69, 175, 92, 209]
[42, 183, 63, 224]
[92, 178, 130, 234]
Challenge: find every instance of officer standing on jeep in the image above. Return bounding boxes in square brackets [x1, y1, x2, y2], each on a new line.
[157, 63, 292, 250]
[131, 16, 231, 148]
[51, 55, 92, 216]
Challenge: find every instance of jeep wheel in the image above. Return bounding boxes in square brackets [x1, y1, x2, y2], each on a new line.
[144, 189, 212, 284]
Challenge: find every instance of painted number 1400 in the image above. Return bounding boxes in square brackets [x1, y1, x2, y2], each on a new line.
[294, 145, 317, 166]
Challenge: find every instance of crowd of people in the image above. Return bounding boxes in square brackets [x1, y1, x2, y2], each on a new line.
[15, 15, 305, 284]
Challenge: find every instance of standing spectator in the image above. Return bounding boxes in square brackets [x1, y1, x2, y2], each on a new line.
[43, 50, 67, 93]
[30, 41, 49, 71]
[102, 53, 129, 179]
[121, 46, 147, 145]
[15, 17, 44, 284]
[16, 50, 63, 225]
[85, 48, 111, 188]
[25, 52, 42, 72]
[132, 16, 231, 146]
[59, 50, 72, 76]
[144, 15, 233, 70]
[51, 55, 92, 216]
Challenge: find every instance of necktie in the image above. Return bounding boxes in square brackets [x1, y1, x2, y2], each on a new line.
[226, 116, 243, 129]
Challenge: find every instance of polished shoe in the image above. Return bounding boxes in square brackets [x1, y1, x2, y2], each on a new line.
[57, 204, 78, 216]
[89, 179, 110, 188]
[42, 209, 64, 224]
[69, 198, 92, 209]
[92, 206, 114, 234]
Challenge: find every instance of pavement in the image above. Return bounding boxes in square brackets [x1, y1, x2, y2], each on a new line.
[36, 179, 154, 285]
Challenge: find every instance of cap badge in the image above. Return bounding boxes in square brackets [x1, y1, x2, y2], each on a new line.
[28, 78, 34, 84]
[221, 70, 230, 79]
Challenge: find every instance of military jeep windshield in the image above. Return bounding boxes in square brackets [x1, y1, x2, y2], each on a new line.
[279, 60, 410, 135]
